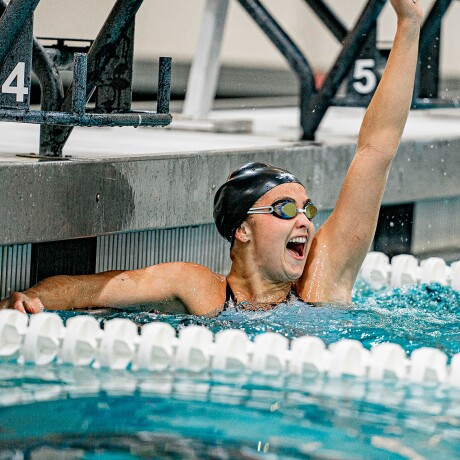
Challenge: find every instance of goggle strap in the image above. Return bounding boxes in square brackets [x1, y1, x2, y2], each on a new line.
[247, 202, 317, 219]
[247, 206, 274, 215]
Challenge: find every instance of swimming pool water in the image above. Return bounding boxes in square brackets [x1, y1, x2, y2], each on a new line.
[104, 281, 460, 357]
[1, 280, 459, 459]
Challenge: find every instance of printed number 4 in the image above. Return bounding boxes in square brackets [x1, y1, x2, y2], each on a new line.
[352, 59, 377, 95]
[1, 62, 29, 102]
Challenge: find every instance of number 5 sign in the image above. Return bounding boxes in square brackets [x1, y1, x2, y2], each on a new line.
[345, 28, 382, 105]
[0, 17, 33, 110]
[352, 59, 377, 95]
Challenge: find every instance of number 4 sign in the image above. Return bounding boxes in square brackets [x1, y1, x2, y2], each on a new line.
[0, 16, 32, 110]
[1, 62, 29, 102]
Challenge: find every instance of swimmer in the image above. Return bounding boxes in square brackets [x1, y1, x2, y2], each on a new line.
[0, 0, 423, 315]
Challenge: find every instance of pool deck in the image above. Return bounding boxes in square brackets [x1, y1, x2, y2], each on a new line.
[0, 105, 459, 246]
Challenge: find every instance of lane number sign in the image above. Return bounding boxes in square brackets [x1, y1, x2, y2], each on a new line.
[352, 58, 377, 95]
[1, 62, 29, 102]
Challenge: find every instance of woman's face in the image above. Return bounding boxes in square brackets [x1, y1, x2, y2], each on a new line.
[240, 183, 316, 282]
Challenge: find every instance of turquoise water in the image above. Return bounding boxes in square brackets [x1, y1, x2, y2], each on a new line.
[100, 281, 460, 357]
[1, 280, 460, 459]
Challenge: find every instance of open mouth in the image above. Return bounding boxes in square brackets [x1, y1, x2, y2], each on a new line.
[286, 236, 307, 259]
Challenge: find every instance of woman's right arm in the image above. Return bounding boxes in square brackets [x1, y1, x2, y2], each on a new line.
[0, 268, 172, 314]
[0, 272, 112, 313]
[0, 263, 223, 313]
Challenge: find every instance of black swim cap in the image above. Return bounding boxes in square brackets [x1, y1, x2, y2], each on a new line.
[213, 162, 303, 241]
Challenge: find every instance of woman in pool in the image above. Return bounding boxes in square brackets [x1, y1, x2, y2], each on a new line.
[1, 0, 423, 315]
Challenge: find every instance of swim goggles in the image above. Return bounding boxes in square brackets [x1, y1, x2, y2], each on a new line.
[247, 199, 318, 220]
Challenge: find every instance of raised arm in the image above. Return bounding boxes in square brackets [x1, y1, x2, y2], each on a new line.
[0, 262, 226, 315]
[300, 0, 423, 301]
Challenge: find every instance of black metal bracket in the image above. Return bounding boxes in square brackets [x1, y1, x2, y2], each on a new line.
[0, 0, 172, 157]
[38, 37, 94, 71]
[238, 0, 459, 140]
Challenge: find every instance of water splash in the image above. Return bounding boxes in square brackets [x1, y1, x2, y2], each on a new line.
[59, 279, 460, 358]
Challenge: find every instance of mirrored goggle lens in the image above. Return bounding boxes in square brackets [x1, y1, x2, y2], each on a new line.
[278, 202, 297, 218]
[275, 201, 318, 220]
[305, 203, 317, 219]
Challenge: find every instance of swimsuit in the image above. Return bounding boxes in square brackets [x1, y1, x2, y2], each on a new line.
[224, 279, 302, 312]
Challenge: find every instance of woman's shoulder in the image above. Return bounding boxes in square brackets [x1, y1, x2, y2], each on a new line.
[152, 262, 227, 315]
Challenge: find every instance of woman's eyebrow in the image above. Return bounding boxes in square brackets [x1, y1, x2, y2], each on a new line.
[274, 196, 311, 206]
[273, 195, 294, 202]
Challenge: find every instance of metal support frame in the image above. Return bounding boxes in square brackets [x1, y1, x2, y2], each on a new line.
[178, 0, 252, 134]
[237, 0, 388, 140]
[184, 0, 458, 140]
[237, 0, 317, 138]
[303, 0, 387, 139]
[413, 0, 454, 106]
[183, 0, 229, 119]
[303, 0, 347, 42]
[0, 0, 40, 68]
[254, 0, 459, 139]
[0, 0, 173, 156]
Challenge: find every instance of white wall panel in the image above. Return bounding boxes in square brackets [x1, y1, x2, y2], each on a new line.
[0, 244, 32, 299]
[33, 0, 459, 75]
[412, 196, 460, 254]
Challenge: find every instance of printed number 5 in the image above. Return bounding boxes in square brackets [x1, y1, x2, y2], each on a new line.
[1, 62, 29, 102]
[352, 59, 377, 95]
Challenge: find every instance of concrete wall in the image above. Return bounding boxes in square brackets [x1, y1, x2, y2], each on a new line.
[33, 0, 460, 77]
[1, 137, 460, 246]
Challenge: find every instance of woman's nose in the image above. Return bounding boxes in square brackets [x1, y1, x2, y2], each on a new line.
[295, 211, 310, 227]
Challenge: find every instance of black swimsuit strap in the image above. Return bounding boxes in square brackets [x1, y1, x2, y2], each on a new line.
[289, 284, 299, 298]
[225, 279, 236, 303]
[224, 279, 298, 307]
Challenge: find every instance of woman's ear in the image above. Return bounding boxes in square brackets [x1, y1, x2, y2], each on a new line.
[234, 221, 251, 243]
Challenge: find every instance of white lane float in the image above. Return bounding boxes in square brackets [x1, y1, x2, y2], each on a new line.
[409, 347, 448, 384]
[133, 321, 177, 371]
[1, 309, 459, 389]
[60, 315, 100, 366]
[174, 325, 214, 372]
[420, 257, 449, 286]
[251, 332, 289, 374]
[288, 335, 328, 375]
[360, 251, 390, 289]
[213, 329, 250, 371]
[449, 261, 460, 292]
[0, 309, 28, 358]
[368, 342, 408, 380]
[390, 254, 419, 287]
[361, 251, 460, 289]
[95, 318, 138, 370]
[328, 339, 370, 378]
[20, 312, 64, 365]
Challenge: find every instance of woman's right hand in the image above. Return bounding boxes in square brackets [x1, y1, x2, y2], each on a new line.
[390, 0, 423, 22]
[0, 292, 44, 314]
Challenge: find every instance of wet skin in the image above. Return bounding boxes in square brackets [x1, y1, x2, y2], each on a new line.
[0, 0, 423, 315]
[232, 183, 315, 285]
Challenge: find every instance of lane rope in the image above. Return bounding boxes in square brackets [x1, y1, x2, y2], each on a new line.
[0, 308, 458, 387]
